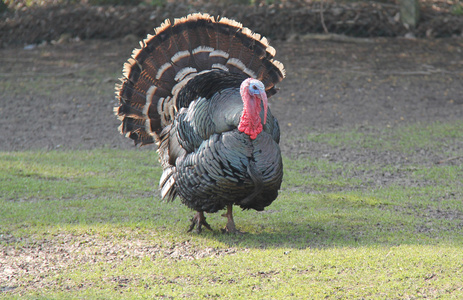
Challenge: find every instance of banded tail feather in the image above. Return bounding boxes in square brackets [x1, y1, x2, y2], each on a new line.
[114, 12, 285, 146]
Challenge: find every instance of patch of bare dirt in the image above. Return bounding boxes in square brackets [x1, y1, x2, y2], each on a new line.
[1, 37, 462, 152]
[0, 232, 241, 292]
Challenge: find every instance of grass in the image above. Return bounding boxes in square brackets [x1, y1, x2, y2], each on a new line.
[306, 121, 463, 155]
[1, 122, 463, 298]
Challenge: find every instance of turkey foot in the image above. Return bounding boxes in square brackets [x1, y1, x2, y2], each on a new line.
[188, 211, 213, 233]
[221, 204, 244, 234]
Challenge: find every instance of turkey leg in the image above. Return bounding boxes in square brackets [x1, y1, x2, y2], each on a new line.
[221, 204, 242, 234]
[188, 211, 213, 233]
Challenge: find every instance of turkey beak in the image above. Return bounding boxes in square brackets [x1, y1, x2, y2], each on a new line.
[259, 91, 268, 124]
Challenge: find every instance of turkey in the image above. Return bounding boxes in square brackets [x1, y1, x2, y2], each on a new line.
[114, 13, 285, 233]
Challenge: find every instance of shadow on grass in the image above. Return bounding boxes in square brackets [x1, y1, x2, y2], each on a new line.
[181, 208, 462, 250]
[3, 191, 462, 250]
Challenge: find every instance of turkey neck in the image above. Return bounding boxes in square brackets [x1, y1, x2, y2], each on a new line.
[238, 90, 265, 140]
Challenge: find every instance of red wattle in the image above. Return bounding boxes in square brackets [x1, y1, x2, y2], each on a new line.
[238, 93, 263, 140]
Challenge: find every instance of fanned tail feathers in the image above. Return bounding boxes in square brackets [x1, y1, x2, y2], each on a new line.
[114, 12, 285, 147]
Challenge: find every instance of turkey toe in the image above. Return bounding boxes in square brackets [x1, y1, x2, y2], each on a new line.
[221, 204, 244, 234]
[188, 211, 213, 233]
[221, 221, 245, 234]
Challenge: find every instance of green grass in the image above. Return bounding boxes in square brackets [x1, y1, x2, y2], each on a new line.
[1, 122, 463, 298]
[306, 121, 463, 155]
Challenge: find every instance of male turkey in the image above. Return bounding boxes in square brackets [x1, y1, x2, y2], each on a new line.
[114, 13, 285, 233]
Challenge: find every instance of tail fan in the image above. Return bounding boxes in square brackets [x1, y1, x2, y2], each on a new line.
[114, 13, 285, 146]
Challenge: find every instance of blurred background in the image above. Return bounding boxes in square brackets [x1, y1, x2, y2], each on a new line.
[1, 0, 462, 49]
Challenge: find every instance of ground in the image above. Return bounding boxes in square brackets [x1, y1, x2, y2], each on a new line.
[1, 34, 462, 192]
[1, 3, 462, 153]
[1, 35, 462, 154]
